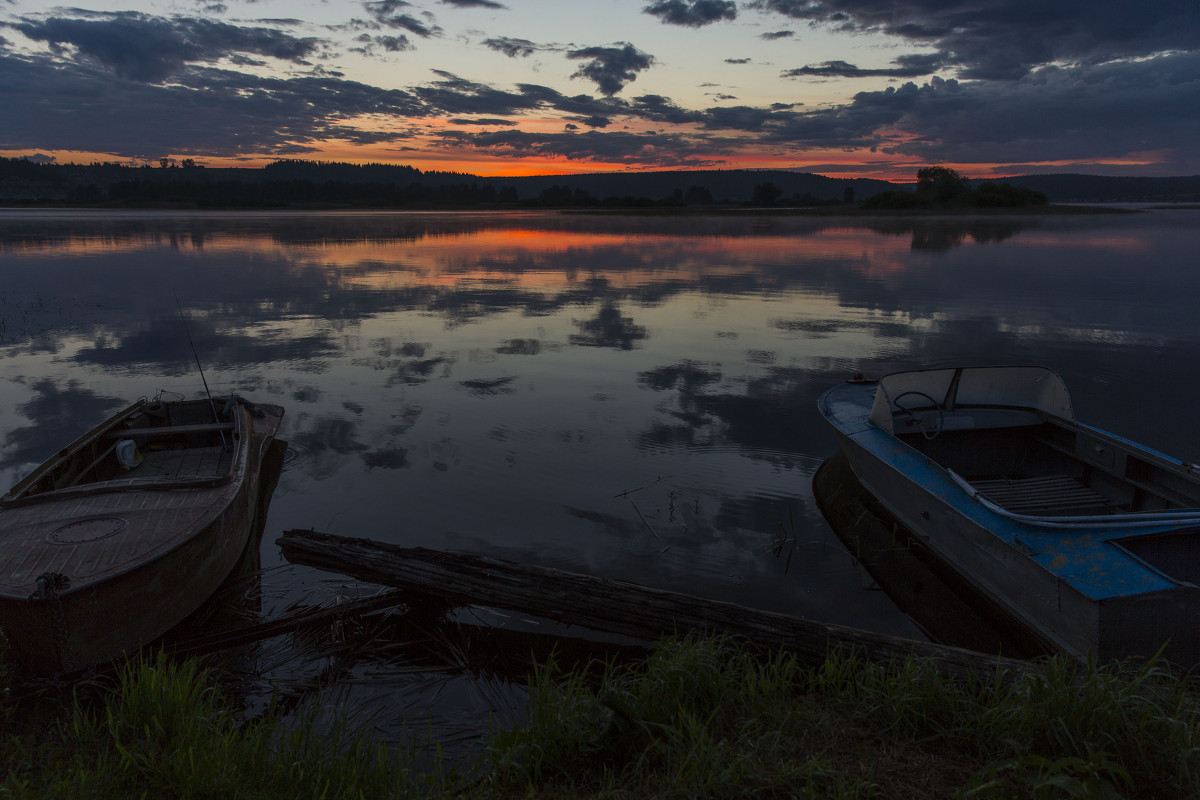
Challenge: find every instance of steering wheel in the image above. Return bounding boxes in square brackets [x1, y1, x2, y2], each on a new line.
[892, 390, 944, 439]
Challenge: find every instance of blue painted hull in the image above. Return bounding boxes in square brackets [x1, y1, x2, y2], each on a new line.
[820, 369, 1200, 664]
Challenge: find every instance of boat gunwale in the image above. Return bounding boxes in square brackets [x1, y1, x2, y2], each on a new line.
[821, 377, 1200, 532]
[0, 401, 277, 602]
[0, 398, 248, 508]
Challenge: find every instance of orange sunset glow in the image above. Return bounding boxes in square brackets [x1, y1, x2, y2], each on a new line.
[1, 1, 1196, 183]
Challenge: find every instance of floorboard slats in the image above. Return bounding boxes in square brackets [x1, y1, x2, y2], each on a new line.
[971, 474, 1113, 515]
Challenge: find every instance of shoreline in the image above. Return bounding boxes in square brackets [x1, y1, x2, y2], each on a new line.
[0, 202, 1143, 215]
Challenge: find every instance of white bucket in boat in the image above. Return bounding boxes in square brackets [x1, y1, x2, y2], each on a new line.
[115, 439, 143, 470]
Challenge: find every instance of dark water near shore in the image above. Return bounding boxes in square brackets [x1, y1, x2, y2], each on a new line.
[3, 207, 1200, 750]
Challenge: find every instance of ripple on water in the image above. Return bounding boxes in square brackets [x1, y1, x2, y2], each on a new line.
[280, 441, 311, 470]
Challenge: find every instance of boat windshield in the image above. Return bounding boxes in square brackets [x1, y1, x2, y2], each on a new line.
[868, 366, 1074, 433]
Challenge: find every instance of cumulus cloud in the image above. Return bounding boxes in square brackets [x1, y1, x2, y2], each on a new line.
[351, 33, 415, 54]
[437, 127, 725, 166]
[411, 70, 538, 114]
[643, 0, 737, 28]
[360, 0, 441, 37]
[567, 43, 655, 95]
[783, 53, 945, 79]
[482, 36, 546, 58]
[856, 53, 1200, 168]
[5, 11, 321, 82]
[3, 0, 1197, 177]
[0, 49, 423, 157]
[447, 117, 517, 125]
[752, 0, 1200, 80]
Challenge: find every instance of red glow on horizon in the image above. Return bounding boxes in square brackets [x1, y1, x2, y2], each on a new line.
[0, 144, 1170, 184]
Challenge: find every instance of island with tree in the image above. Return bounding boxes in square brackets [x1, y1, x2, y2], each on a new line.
[862, 166, 1048, 209]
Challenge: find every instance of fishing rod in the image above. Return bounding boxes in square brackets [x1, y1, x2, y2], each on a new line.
[177, 299, 229, 450]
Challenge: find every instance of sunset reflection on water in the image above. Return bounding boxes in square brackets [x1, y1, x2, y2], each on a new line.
[3, 207, 1199, 749]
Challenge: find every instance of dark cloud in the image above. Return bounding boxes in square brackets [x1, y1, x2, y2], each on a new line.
[700, 104, 785, 131]
[628, 94, 702, 124]
[460, 376, 516, 396]
[441, 0, 506, 7]
[447, 117, 516, 125]
[72, 314, 338, 370]
[0, 50, 424, 158]
[363, 447, 410, 469]
[436, 128, 725, 167]
[856, 54, 1200, 169]
[517, 84, 625, 119]
[413, 70, 544, 115]
[567, 43, 655, 96]
[351, 33, 415, 54]
[783, 54, 945, 79]
[482, 36, 545, 58]
[2, 380, 126, 470]
[3, 1, 1197, 176]
[360, 0, 441, 37]
[5, 11, 321, 82]
[569, 302, 649, 350]
[761, 30, 794, 40]
[643, 0, 737, 28]
[752, 0, 1200, 81]
[725, 57, 750, 64]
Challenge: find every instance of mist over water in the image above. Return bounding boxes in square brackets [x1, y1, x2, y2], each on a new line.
[3, 207, 1199, 747]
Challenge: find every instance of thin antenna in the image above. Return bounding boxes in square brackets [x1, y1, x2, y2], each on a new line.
[177, 299, 229, 450]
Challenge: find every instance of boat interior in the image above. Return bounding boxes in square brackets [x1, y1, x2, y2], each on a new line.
[5, 398, 241, 503]
[895, 409, 1200, 517]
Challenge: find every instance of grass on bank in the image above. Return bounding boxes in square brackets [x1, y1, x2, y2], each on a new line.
[0, 653, 452, 799]
[3, 637, 1199, 799]
[481, 638, 1200, 799]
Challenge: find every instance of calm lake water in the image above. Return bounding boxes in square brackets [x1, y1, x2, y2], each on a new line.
[3, 207, 1200, 748]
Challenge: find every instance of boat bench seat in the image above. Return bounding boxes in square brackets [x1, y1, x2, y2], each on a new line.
[971, 474, 1113, 516]
[106, 422, 235, 438]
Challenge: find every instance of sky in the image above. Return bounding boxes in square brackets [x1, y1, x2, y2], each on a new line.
[1, 0, 1198, 180]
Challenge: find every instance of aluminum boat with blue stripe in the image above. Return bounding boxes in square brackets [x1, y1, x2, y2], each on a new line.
[819, 366, 1200, 663]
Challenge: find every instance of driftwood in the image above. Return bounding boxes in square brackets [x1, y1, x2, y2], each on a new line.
[277, 528, 1035, 681]
[164, 589, 410, 660]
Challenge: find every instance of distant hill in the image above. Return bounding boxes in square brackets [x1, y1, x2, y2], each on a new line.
[492, 170, 893, 204]
[983, 174, 1200, 203]
[1, 158, 1198, 206]
[0, 158, 892, 205]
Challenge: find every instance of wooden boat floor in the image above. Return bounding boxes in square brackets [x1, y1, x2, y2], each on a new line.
[136, 445, 230, 481]
[0, 443, 245, 595]
[970, 474, 1114, 516]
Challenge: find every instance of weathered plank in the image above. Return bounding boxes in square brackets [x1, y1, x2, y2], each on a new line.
[277, 528, 1035, 681]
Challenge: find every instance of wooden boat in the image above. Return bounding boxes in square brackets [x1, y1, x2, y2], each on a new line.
[819, 366, 1200, 664]
[0, 395, 284, 675]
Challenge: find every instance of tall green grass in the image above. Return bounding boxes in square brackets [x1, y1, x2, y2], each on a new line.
[4, 638, 1198, 799]
[1, 653, 450, 799]
[482, 637, 1200, 799]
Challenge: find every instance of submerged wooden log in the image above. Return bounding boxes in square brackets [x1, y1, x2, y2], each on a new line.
[164, 589, 410, 660]
[278, 528, 1035, 681]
